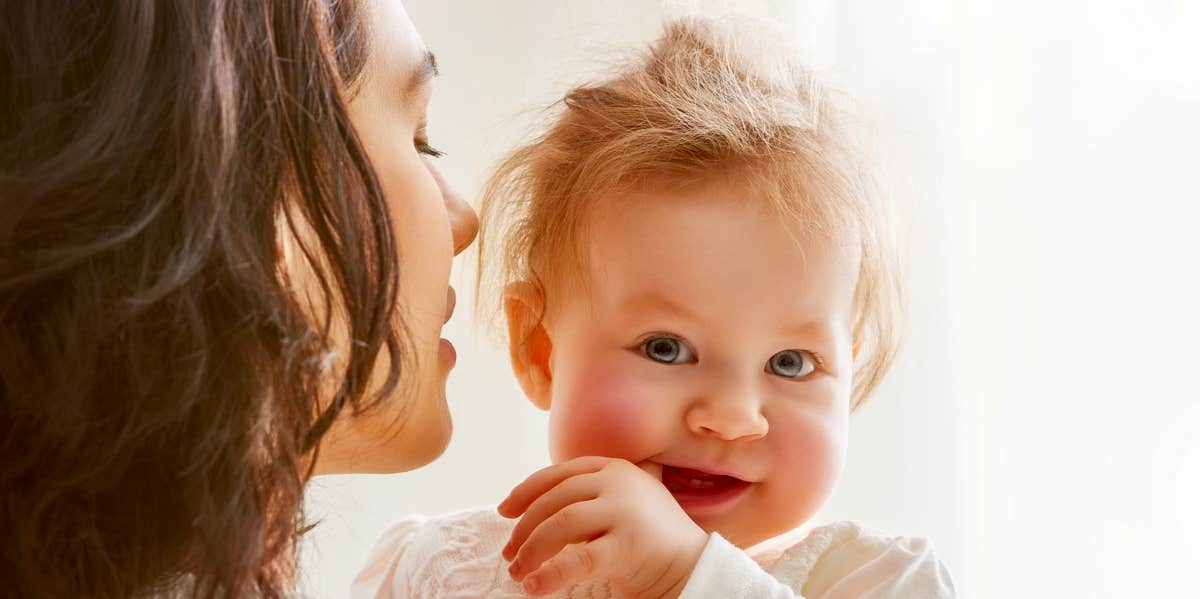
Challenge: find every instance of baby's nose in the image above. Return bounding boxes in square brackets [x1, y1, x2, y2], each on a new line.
[685, 392, 769, 441]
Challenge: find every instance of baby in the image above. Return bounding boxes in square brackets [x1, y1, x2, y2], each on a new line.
[353, 17, 954, 599]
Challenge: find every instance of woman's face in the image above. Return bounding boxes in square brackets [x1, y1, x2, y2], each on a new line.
[316, 0, 478, 474]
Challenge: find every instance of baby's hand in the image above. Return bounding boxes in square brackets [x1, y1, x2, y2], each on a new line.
[498, 456, 708, 598]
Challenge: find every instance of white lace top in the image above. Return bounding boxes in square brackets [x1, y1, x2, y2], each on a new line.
[350, 507, 955, 598]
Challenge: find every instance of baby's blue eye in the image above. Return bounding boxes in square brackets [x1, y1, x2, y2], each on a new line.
[767, 350, 816, 378]
[642, 336, 694, 364]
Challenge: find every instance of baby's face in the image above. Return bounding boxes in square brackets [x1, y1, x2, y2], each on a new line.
[541, 181, 860, 548]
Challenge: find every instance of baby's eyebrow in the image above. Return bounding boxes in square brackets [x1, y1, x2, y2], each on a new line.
[620, 292, 700, 322]
[778, 318, 839, 341]
[619, 292, 844, 346]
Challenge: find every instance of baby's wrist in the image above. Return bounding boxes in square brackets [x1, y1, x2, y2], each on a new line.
[659, 529, 709, 599]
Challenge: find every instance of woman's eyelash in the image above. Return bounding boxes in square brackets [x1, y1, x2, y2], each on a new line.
[415, 140, 444, 158]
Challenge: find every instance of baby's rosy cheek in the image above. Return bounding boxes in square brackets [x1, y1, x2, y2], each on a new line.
[549, 366, 658, 463]
[765, 418, 847, 525]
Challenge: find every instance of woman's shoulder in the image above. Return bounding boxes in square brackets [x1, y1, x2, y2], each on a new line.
[764, 521, 957, 599]
[351, 506, 520, 598]
[400, 506, 514, 544]
[352, 506, 619, 598]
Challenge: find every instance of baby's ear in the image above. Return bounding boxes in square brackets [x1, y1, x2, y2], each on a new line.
[504, 281, 553, 411]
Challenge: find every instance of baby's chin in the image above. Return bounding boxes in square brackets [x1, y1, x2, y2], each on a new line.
[705, 510, 813, 549]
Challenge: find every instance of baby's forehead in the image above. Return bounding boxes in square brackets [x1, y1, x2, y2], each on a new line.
[585, 180, 860, 261]
[587, 171, 860, 241]
[544, 185, 862, 319]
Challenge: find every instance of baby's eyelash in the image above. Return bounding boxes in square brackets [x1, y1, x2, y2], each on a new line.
[806, 350, 827, 369]
[627, 331, 686, 351]
[635, 331, 682, 343]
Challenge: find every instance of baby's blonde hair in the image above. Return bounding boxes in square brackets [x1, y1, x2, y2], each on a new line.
[478, 17, 902, 409]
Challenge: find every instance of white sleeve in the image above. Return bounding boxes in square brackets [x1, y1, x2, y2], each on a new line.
[677, 533, 800, 599]
[349, 516, 427, 599]
[771, 523, 957, 599]
[677, 524, 956, 599]
[348, 507, 534, 599]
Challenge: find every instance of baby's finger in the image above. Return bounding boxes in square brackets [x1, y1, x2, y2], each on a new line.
[508, 498, 609, 582]
[503, 471, 601, 561]
[498, 456, 611, 518]
[637, 460, 664, 481]
[520, 535, 619, 596]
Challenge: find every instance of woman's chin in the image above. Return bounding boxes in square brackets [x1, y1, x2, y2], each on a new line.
[364, 387, 451, 473]
[346, 415, 451, 474]
[397, 404, 453, 471]
[313, 381, 453, 475]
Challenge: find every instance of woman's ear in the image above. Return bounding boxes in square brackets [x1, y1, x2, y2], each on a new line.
[504, 281, 554, 410]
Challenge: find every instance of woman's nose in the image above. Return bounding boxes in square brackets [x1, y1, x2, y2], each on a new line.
[444, 184, 478, 256]
[427, 160, 479, 255]
[685, 386, 769, 442]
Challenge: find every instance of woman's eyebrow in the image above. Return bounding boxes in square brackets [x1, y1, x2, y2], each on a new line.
[404, 49, 438, 97]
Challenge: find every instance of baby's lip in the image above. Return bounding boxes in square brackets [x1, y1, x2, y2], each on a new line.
[659, 464, 754, 510]
[654, 461, 752, 483]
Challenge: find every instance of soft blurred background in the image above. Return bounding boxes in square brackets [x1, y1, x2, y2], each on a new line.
[300, 1, 1200, 597]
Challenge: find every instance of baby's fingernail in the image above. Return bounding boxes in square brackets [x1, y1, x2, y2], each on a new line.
[508, 559, 521, 578]
[523, 576, 540, 593]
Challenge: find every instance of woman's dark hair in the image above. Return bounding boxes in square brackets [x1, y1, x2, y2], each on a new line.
[0, 1, 408, 596]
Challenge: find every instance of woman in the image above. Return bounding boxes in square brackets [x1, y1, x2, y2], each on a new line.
[0, 1, 476, 596]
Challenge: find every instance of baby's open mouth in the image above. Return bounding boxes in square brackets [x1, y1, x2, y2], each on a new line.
[661, 465, 751, 502]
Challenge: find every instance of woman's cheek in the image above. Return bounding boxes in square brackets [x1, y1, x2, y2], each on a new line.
[548, 361, 661, 464]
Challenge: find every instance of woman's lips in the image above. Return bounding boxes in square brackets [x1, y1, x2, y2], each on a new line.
[444, 287, 456, 324]
[438, 288, 458, 368]
[660, 465, 752, 516]
[438, 337, 456, 367]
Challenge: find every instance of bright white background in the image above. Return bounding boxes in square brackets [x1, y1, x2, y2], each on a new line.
[300, 1, 1200, 597]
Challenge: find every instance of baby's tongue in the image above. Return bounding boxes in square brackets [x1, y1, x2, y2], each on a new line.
[661, 466, 741, 496]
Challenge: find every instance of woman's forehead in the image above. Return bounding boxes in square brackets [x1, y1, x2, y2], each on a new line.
[360, 0, 430, 97]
